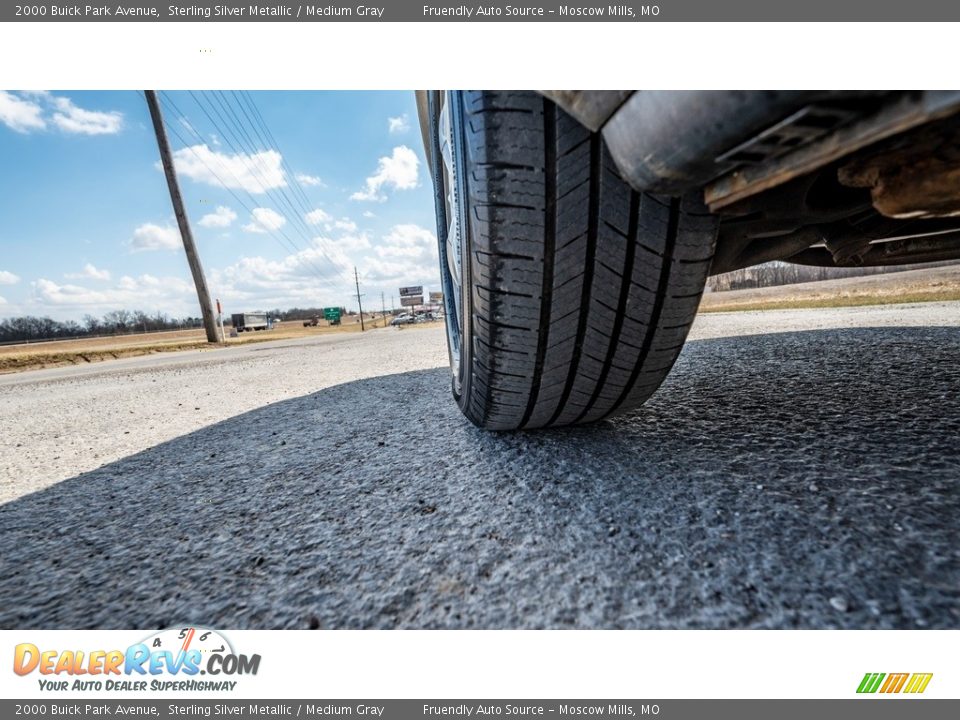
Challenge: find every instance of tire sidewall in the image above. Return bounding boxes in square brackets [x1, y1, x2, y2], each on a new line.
[431, 91, 475, 415]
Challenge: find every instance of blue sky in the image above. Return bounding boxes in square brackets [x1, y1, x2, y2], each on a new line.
[0, 90, 440, 321]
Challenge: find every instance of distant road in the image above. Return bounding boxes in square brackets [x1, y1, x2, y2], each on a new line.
[1, 304, 958, 629]
[0, 330, 369, 385]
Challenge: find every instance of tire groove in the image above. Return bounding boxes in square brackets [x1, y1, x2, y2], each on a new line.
[605, 196, 680, 417]
[574, 190, 641, 423]
[545, 133, 601, 428]
[518, 99, 556, 429]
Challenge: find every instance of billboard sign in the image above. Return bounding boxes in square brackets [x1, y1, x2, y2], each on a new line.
[400, 295, 422, 307]
[429, 292, 443, 303]
[399, 285, 423, 297]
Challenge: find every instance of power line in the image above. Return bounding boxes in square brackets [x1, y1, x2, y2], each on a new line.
[150, 112, 336, 300]
[184, 92, 320, 245]
[154, 91, 345, 289]
[239, 91, 316, 212]
[197, 90, 317, 239]
[228, 91, 341, 249]
[181, 90, 353, 287]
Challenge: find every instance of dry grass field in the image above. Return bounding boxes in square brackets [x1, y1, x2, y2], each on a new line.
[0, 314, 390, 373]
[700, 263, 960, 313]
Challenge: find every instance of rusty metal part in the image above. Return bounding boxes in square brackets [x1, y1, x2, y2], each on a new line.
[705, 91, 960, 212]
[539, 90, 632, 132]
[838, 117, 960, 219]
[719, 167, 873, 223]
[787, 231, 960, 267]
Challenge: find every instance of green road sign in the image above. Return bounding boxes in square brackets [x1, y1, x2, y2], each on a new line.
[323, 307, 342, 323]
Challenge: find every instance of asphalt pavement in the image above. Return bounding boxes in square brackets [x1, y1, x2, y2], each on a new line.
[1, 305, 958, 629]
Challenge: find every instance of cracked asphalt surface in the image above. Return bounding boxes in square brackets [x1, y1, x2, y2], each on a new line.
[1, 305, 958, 628]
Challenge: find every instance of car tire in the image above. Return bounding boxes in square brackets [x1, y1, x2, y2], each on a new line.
[431, 90, 719, 430]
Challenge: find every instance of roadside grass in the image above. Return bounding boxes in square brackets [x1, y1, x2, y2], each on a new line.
[0, 320, 387, 374]
[0, 341, 217, 372]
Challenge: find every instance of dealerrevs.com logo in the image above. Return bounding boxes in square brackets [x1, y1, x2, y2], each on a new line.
[857, 673, 933, 694]
[13, 627, 260, 692]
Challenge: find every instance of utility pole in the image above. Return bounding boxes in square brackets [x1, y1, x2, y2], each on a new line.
[354, 266, 365, 332]
[381, 292, 386, 328]
[144, 90, 219, 344]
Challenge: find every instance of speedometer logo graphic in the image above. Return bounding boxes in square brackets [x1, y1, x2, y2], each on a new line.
[141, 627, 234, 659]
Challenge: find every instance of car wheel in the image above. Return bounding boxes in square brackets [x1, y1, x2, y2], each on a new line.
[428, 90, 719, 430]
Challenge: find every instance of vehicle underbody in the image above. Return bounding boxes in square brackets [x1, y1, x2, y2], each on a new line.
[414, 89, 960, 429]
[541, 90, 960, 275]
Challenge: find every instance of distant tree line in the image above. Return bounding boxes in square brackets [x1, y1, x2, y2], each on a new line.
[707, 260, 958, 293]
[0, 310, 203, 344]
[18, 259, 954, 342]
[0, 306, 367, 343]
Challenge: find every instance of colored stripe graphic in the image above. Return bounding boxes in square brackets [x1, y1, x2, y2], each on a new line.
[857, 673, 885, 693]
[857, 672, 933, 694]
[880, 673, 909, 693]
[904, 673, 934, 694]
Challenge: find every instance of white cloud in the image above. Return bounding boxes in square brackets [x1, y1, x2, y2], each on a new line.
[212, 245, 353, 308]
[199, 205, 238, 228]
[376, 224, 437, 259]
[0, 295, 6, 305]
[169, 145, 286, 194]
[362, 211, 376, 218]
[243, 207, 286, 234]
[206, 223, 440, 312]
[350, 146, 419, 202]
[50, 96, 123, 135]
[360, 224, 440, 285]
[305, 211, 358, 235]
[0, 91, 124, 136]
[32, 274, 194, 312]
[305, 208, 333, 225]
[128, 223, 181, 252]
[0, 270, 21, 285]
[388, 114, 411, 134]
[295, 172, 326, 188]
[0, 91, 45, 133]
[66, 263, 111, 281]
[322, 233, 371, 253]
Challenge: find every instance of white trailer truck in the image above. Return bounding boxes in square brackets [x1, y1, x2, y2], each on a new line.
[231, 312, 269, 332]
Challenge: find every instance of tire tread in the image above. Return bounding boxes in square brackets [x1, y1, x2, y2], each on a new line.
[458, 91, 717, 429]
